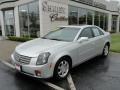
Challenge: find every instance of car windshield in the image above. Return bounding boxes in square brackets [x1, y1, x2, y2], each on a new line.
[42, 27, 80, 42]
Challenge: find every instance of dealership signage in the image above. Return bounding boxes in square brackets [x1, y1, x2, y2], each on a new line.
[42, 0, 68, 22]
[40, 0, 68, 36]
[42, 1, 65, 14]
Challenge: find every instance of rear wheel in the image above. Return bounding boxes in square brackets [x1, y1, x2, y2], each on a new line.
[102, 44, 110, 57]
[54, 58, 70, 80]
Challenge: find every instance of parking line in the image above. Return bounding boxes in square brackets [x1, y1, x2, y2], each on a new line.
[0, 60, 65, 90]
[67, 74, 76, 90]
[0, 60, 15, 69]
[43, 81, 65, 90]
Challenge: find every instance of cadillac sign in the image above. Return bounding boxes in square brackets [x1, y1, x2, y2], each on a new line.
[42, 1, 65, 14]
[42, 0, 68, 22]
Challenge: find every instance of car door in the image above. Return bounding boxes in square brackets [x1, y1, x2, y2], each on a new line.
[91, 27, 105, 55]
[76, 27, 96, 64]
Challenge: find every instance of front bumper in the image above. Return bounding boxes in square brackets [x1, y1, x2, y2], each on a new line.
[11, 54, 53, 79]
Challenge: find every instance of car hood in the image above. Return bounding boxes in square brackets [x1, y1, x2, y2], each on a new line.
[15, 38, 69, 57]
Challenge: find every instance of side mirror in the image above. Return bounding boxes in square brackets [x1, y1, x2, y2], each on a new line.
[77, 37, 89, 43]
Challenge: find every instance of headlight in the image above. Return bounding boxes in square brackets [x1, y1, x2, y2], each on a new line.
[36, 52, 51, 65]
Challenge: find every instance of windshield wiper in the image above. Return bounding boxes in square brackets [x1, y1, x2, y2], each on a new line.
[41, 37, 62, 41]
[49, 38, 62, 41]
[41, 37, 47, 39]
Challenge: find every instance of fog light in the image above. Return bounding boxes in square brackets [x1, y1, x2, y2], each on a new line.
[35, 70, 41, 76]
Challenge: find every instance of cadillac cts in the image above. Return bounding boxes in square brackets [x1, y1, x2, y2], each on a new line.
[11, 25, 111, 79]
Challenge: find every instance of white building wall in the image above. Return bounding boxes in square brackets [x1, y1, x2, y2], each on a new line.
[14, 6, 20, 37]
[117, 15, 120, 33]
[0, 10, 5, 36]
[108, 13, 112, 32]
[40, 0, 69, 37]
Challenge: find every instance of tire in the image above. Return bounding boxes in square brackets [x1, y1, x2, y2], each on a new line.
[102, 44, 110, 57]
[53, 58, 70, 80]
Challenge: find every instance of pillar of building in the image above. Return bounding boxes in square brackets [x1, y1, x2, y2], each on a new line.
[92, 12, 94, 25]
[39, 0, 43, 37]
[14, 6, 20, 37]
[117, 15, 120, 33]
[108, 13, 112, 32]
[0, 11, 5, 36]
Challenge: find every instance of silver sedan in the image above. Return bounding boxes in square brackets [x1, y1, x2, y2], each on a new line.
[11, 25, 111, 80]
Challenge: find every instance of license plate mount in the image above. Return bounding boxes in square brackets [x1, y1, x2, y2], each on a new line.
[15, 64, 21, 71]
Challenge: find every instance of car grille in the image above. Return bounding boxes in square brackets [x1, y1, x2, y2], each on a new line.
[14, 52, 31, 65]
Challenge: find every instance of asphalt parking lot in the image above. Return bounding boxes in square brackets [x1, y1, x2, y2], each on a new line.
[0, 52, 120, 90]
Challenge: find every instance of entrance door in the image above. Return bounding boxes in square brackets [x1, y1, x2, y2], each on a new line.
[4, 10, 15, 36]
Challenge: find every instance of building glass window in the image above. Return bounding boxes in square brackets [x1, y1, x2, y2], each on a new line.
[4, 10, 15, 36]
[79, 8, 87, 25]
[19, 1, 40, 38]
[112, 15, 118, 33]
[104, 14, 108, 31]
[87, 10, 93, 25]
[28, 2, 40, 38]
[68, 6, 78, 25]
[100, 13, 104, 29]
[19, 4, 29, 37]
[94, 11, 100, 27]
[68, 6, 108, 32]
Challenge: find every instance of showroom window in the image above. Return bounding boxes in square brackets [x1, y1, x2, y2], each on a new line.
[69, 6, 94, 25]
[78, 8, 87, 25]
[87, 10, 94, 25]
[104, 14, 108, 31]
[68, 6, 108, 31]
[94, 11, 108, 31]
[4, 10, 15, 36]
[19, 0, 40, 38]
[112, 15, 118, 33]
[68, 6, 78, 25]
[100, 13, 104, 29]
[94, 11, 100, 27]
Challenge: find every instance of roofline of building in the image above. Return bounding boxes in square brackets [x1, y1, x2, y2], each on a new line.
[71, 0, 120, 13]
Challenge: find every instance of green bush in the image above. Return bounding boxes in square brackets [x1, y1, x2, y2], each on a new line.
[110, 33, 120, 53]
[8, 36, 33, 42]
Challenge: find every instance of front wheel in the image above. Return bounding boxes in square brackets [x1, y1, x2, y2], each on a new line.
[54, 59, 70, 80]
[102, 44, 110, 57]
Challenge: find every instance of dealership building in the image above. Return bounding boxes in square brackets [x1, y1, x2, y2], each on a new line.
[0, 0, 120, 38]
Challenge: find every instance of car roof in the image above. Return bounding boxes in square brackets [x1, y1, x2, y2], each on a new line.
[59, 25, 96, 29]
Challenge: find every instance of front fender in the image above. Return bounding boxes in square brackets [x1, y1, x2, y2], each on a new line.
[51, 51, 72, 71]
